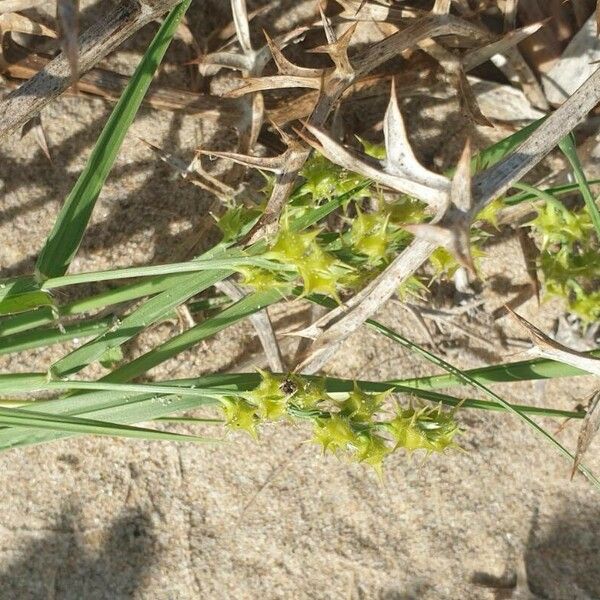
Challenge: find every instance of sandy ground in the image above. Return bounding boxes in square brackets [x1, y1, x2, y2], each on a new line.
[0, 1, 599, 599]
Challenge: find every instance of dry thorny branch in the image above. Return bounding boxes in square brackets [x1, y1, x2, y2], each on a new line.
[508, 309, 600, 478]
[1, 1, 600, 387]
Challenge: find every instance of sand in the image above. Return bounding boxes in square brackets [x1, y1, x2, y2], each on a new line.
[0, 1, 599, 599]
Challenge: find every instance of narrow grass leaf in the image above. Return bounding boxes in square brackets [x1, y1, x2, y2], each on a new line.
[373, 322, 600, 487]
[393, 349, 600, 390]
[445, 117, 545, 177]
[558, 133, 600, 239]
[35, 0, 192, 280]
[0, 274, 189, 337]
[49, 268, 231, 377]
[0, 276, 54, 316]
[102, 287, 282, 382]
[0, 405, 215, 443]
[41, 255, 289, 289]
[505, 180, 600, 205]
[0, 316, 111, 356]
[0, 372, 583, 453]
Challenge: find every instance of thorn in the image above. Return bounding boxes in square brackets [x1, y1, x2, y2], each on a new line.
[267, 118, 298, 148]
[22, 114, 51, 163]
[404, 222, 476, 276]
[309, 23, 357, 76]
[263, 29, 322, 77]
[140, 139, 234, 197]
[450, 137, 472, 213]
[318, 0, 337, 45]
[197, 147, 286, 174]
[457, 69, 493, 127]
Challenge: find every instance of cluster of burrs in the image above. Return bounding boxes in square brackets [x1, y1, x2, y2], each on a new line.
[219, 370, 460, 476]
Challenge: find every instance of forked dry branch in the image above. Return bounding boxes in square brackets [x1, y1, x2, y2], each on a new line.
[507, 309, 600, 478]
[221, 13, 498, 242]
[290, 61, 600, 374]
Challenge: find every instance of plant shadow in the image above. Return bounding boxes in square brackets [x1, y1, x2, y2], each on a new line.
[0, 504, 158, 600]
[472, 502, 600, 599]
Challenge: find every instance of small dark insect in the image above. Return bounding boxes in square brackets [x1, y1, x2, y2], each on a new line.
[280, 378, 297, 396]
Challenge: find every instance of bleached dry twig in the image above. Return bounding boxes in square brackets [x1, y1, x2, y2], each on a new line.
[3, 50, 247, 125]
[292, 61, 600, 374]
[0, 0, 182, 141]
[507, 309, 600, 378]
[216, 279, 284, 373]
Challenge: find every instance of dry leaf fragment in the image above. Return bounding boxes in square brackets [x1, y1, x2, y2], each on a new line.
[140, 139, 235, 199]
[56, 0, 79, 89]
[197, 2, 307, 79]
[573, 390, 600, 479]
[21, 113, 50, 161]
[462, 21, 546, 72]
[0, 11, 56, 72]
[263, 30, 321, 78]
[543, 13, 600, 105]
[507, 309, 600, 378]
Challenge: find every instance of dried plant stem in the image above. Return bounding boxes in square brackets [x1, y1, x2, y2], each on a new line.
[247, 14, 489, 241]
[295, 239, 437, 373]
[470, 65, 600, 216]
[216, 280, 284, 372]
[296, 64, 600, 374]
[3, 52, 246, 125]
[0, 0, 181, 141]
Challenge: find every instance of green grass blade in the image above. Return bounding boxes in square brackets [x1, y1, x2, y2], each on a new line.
[102, 287, 283, 383]
[0, 273, 198, 337]
[35, 0, 192, 280]
[0, 371, 583, 452]
[0, 317, 111, 356]
[49, 268, 232, 377]
[0, 405, 216, 443]
[0, 277, 54, 316]
[558, 133, 600, 238]
[393, 349, 600, 389]
[305, 295, 600, 390]
[0, 390, 217, 451]
[444, 117, 545, 177]
[372, 323, 600, 487]
[41, 255, 289, 289]
[505, 180, 600, 205]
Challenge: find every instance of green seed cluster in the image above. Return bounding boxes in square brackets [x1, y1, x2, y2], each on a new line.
[219, 370, 460, 475]
[530, 201, 600, 323]
[216, 147, 508, 301]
